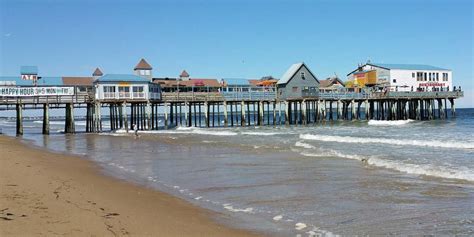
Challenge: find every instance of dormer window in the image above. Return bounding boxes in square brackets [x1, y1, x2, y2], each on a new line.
[301, 72, 305, 80]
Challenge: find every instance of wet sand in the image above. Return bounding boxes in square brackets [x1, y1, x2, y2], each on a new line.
[0, 135, 260, 236]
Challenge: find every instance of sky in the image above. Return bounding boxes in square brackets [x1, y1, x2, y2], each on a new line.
[1, 0, 473, 107]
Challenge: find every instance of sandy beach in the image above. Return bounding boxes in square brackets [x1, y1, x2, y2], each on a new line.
[0, 135, 260, 236]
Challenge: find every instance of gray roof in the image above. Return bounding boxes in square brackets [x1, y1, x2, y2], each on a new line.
[277, 63, 304, 85]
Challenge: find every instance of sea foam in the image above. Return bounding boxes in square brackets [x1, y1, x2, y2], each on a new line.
[368, 119, 414, 126]
[300, 134, 474, 149]
[297, 146, 474, 182]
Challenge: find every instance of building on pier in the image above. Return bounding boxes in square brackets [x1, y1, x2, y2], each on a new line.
[319, 76, 344, 93]
[62, 76, 94, 94]
[347, 63, 452, 92]
[94, 74, 161, 101]
[276, 62, 320, 99]
[153, 70, 222, 93]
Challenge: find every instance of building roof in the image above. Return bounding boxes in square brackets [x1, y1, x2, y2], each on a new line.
[277, 63, 303, 85]
[62, 77, 94, 86]
[92, 67, 103, 76]
[320, 77, 344, 88]
[153, 78, 221, 87]
[134, 58, 153, 70]
[369, 63, 449, 71]
[20, 66, 38, 75]
[95, 74, 149, 83]
[277, 62, 319, 85]
[180, 70, 189, 77]
[223, 78, 253, 86]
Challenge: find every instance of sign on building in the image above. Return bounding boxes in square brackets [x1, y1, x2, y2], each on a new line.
[0, 87, 75, 97]
[21, 74, 38, 81]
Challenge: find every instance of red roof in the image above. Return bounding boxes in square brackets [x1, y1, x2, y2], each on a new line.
[62, 77, 94, 86]
[92, 67, 103, 76]
[180, 70, 189, 77]
[134, 58, 152, 70]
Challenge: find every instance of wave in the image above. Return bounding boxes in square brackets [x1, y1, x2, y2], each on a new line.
[241, 131, 282, 136]
[108, 127, 238, 136]
[300, 134, 474, 149]
[294, 141, 315, 149]
[297, 145, 474, 181]
[368, 119, 414, 126]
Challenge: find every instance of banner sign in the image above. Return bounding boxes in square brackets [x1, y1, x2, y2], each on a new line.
[0, 87, 75, 97]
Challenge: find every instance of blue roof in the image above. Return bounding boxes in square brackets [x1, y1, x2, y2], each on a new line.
[20, 66, 38, 75]
[0, 76, 62, 86]
[96, 74, 149, 82]
[370, 63, 449, 71]
[223, 78, 252, 86]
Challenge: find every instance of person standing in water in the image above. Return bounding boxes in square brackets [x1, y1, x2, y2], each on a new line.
[132, 124, 138, 137]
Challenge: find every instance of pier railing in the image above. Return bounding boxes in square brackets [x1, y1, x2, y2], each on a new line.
[162, 92, 224, 102]
[0, 93, 91, 105]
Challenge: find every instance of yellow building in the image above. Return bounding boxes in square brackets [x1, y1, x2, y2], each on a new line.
[345, 70, 378, 92]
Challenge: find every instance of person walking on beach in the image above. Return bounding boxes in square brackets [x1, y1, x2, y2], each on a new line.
[132, 124, 138, 138]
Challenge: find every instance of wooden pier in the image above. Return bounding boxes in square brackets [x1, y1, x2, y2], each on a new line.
[0, 89, 464, 135]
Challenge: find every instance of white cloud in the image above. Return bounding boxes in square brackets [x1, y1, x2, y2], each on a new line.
[4, 33, 12, 37]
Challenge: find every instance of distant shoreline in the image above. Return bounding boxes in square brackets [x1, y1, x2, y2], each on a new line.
[0, 135, 260, 236]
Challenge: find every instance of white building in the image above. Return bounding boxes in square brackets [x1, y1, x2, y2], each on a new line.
[347, 63, 453, 92]
[94, 74, 161, 101]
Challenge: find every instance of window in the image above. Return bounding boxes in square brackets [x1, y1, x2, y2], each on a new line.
[429, 73, 432, 81]
[436, 73, 439, 81]
[442, 73, 449, 81]
[103, 86, 115, 92]
[118, 86, 130, 98]
[424, 72, 427, 81]
[103, 86, 116, 98]
[412, 72, 415, 78]
[292, 87, 298, 93]
[301, 72, 305, 80]
[133, 86, 144, 92]
[393, 79, 397, 83]
[133, 86, 145, 98]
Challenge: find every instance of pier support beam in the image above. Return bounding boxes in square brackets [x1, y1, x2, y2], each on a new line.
[146, 102, 151, 130]
[285, 101, 289, 126]
[223, 101, 228, 127]
[122, 103, 128, 132]
[301, 100, 307, 125]
[205, 101, 210, 127]
[351, 100, 356, 120]
[241, 101, 246, 126]
[258, 101, 264, 126]
[364, 100, 369, 120]
[65, 103, 75, 134]
[16, 104, 23, 136]
[450, 99, 456, 117]
[42, 103, 49, 135]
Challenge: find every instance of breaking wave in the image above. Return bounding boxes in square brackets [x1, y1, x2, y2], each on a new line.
[368, 119, 414, 126]
[241, 131, 282, 136]
[300, 134, 474, 149]
[296, 143, 474, 182]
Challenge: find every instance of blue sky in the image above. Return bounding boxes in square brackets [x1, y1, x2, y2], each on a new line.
[1, 0, 473, 107]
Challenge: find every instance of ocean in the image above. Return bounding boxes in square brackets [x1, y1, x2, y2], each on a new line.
[1, 108, 473, 236]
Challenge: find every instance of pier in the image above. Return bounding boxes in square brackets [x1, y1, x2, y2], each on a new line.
[0, 88, 463, 135]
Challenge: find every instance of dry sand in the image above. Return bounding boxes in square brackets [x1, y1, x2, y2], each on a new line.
[0, 136, 261, 236]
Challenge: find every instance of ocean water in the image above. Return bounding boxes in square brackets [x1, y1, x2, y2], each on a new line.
[1, 109, 473, 236]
